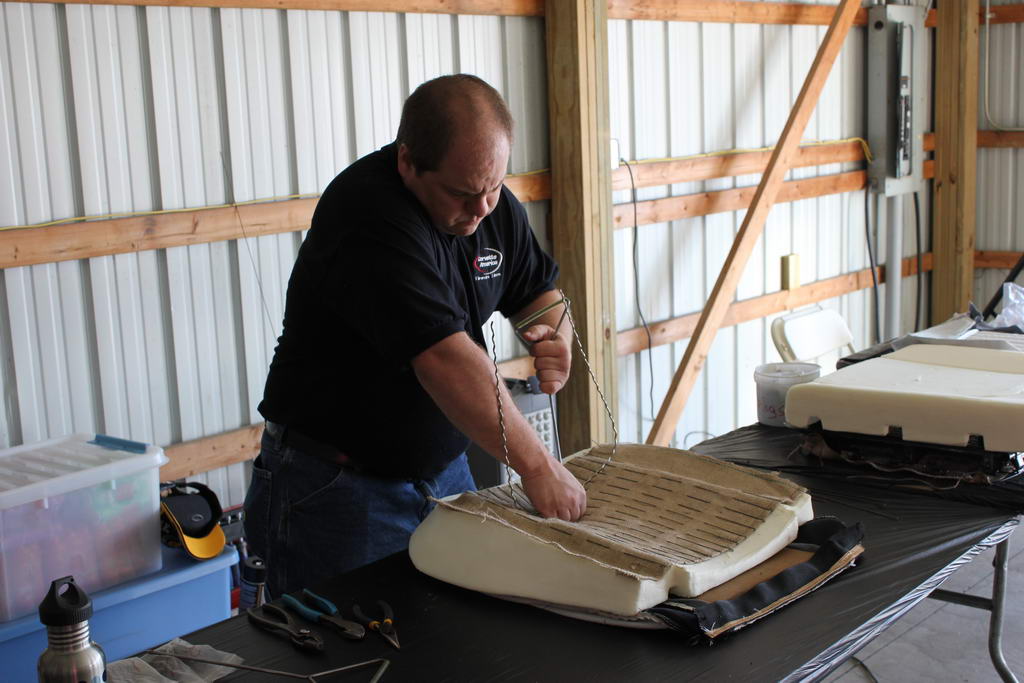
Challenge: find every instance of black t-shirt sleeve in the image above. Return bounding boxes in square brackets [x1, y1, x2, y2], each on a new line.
[496, 187, 560, 318]
[326, 215, 469, 366]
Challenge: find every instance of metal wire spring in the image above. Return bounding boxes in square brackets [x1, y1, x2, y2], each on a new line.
[490, 321, 531, 509]
[561, 296, 618, 489]
[489, 294, 618, 511]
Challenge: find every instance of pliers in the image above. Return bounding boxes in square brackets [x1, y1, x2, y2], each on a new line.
[353, 600, 400, 650]
[282, 589, 366, 641]
[246, 603, 324, 652]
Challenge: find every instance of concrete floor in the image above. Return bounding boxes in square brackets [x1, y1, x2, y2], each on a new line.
[824, 529, 1022, 683]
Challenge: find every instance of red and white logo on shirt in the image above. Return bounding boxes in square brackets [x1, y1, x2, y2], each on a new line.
[472, 248, 503, 280]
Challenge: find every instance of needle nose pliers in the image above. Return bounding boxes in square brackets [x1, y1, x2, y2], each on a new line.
[282, 589, 367, 641]
[353, 600, 400, 650]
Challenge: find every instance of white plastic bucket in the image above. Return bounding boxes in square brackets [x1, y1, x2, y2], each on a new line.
[754, 362, 821, 427]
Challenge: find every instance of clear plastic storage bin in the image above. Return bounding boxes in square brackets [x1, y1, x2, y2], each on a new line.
[0, 434, 167, 621]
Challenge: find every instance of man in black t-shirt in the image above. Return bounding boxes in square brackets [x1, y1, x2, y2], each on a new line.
[243, 74, 587, 596]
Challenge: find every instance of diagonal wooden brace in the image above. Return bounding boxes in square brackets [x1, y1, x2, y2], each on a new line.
[646, 0, 862, 446]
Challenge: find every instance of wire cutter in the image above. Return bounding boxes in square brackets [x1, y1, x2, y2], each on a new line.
[353, 601, 400, 650]
[282, 589, 366, 641]
[246, 603, 324, 652]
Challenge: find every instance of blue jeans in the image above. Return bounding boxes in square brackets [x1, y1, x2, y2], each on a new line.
[243, 427, 477, 597]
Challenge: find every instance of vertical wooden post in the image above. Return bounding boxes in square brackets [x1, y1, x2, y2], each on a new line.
[932, 0, 979, 323]
[646, 0, 861, 446]
[545, 0, 617, 452]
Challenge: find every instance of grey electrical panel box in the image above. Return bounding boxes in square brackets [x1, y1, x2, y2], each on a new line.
[866, 3, 928, 196]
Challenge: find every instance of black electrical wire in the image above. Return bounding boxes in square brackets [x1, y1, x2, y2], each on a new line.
[622, 159, 656, 423]
[913, 192, 923, 332]
[864, 190, 882, 345]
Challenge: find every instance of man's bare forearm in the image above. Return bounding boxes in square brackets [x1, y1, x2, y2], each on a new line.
[512, 288, 571, 347]
[412, 331, 551, 477]
[412, 330, 586, 520]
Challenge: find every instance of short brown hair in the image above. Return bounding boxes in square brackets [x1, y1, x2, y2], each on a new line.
[396, 74, 514, 173]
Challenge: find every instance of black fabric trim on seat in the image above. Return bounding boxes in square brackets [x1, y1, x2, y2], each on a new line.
[646, 518, 864, 639]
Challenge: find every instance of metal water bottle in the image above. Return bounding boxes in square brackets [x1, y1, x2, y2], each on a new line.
[238, 555, 269, 610]
[37, 576, 106, 683]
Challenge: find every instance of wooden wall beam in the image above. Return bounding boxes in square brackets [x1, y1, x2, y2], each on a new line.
[545, 0, 617, 452]
[615, 159, 937, 230]
[0, 175, 542, 270]
[924, 130, 1024, 151]
[618, 253, 933, 356]
[12, 0, 543, 15]
[646, 0, 860, 446]
[614, 170, 867, 229]
[506, 174, 552, 203]
[607, 1, 868, 25]
[605, 1, 1024, 27]
[611, 140, 864, 191]
[976, 130, 1024, 148]
[162, 424, 264, 481]
[5, 127, 1009, 270]
[932, 0, 979, 323]
[1, 199, 316, 270]
[975, 250, 1024, 269]
[978, 3, 1024, 25]
[11, 0, 1024, 25]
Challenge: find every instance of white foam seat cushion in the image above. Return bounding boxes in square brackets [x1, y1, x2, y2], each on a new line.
[409, 444, 812, 616]
[786, 344, 1024, 452]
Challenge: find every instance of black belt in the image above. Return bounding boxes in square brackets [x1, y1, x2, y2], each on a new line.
[264, 421, 361, 471]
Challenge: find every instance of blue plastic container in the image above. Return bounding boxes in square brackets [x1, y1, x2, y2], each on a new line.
[0, 545, 237, 682]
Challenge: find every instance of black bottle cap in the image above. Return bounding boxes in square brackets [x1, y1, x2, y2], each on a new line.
[38, 576, 93, 626]
[242, 556, 267, 583]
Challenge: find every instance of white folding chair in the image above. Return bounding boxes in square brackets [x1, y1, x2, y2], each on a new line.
[771, 305, 855, 369]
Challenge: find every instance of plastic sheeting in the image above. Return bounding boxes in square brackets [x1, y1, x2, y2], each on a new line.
[701, 424, 1024, 514]
[187, 426, 1020, 682]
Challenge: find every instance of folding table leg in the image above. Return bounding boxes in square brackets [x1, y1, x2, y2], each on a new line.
[929, 538, 1018, 683]
[988, 540, 1017, 683]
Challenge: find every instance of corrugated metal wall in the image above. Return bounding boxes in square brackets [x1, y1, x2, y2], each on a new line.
[976, 1, 1024, 312]
[0, 4, 546, 507]
[609, 5, 887, 447]
[1, 1, 1013, 506]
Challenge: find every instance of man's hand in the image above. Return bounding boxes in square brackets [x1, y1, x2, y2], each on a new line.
[521, 323, 571, 394]
[519, 457, 587, 521]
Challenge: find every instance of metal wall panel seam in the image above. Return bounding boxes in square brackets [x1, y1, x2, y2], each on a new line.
[609, 19, 638, 441]
[405, 13, 455, 88]
[148, 6, 222, 449]
[0, 273, 18, 448]
[631, 19, 672, 439]
[349, 12, 403, 158]
[42, 5, 91, 444]
[700, 20, 737, 442]
[664, 19, 707, 448]
[1, 2, 48, 444]
[6, 4, 84, 444]
[733, 19, 766, 430]
[52, 4, 104, 441]
[67, 5, 156, 445]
